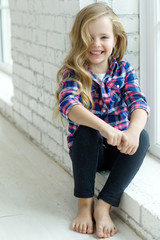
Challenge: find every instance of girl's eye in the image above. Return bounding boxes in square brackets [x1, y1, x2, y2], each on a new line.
[101, 36, 108, 39]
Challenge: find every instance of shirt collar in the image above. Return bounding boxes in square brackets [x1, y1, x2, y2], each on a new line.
[87, 57, 118, 83]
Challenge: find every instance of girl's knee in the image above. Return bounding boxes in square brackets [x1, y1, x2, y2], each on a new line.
[73, 125, 101, 142]
[140, 129, 150, 149]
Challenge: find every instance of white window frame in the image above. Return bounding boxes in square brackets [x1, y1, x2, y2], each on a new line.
[0, 0, 12, 75]
[140, 0, 160, 159]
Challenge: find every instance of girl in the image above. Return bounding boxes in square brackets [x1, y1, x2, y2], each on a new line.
[55, 2, 150, 239]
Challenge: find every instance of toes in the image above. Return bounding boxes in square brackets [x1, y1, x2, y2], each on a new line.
[96, 225, 104, 238]
[82, 224, 87, 234]
[75, 223, 80, 233]
[72, 220, 94, 234]
[87, 224, 94, 234]
[79, 224, 83, 233]
[104, 227, 110, 238]
[73, 223, 88, 234]
[72, 222, 76, 231]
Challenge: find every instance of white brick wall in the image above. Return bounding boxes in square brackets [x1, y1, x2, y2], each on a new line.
[2, 0, 156, 238]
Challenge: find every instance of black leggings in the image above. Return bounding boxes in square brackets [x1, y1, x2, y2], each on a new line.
[69, 126, 150, 207]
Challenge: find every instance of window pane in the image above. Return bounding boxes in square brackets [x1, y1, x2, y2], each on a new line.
[0, 0, 12, 67]
[157, 0, 160, 145]
[0, 6, 3, 62]
[1, 8, 12, 65]
[1, 0, 8, 6]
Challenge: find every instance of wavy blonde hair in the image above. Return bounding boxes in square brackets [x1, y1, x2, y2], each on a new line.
[54, 2, 127, 118]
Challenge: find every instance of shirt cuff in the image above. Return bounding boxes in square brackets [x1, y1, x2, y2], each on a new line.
[59, 98, 82, 120]
[130, 102, 150, 117]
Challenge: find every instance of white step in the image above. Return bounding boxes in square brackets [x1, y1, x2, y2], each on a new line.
[0, 114, 142, 240]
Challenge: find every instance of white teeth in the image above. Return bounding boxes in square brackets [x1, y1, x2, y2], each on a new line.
[90, 51, 102, 55]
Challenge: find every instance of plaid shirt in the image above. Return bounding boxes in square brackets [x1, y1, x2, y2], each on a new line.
[59, 57, 150, 149]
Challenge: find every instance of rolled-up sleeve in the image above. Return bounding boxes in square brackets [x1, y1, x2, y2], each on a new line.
[123, 62, 150, 117]
[59, 70, 82, 120]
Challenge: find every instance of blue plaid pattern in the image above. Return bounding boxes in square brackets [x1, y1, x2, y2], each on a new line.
[59, 57, 150, 148]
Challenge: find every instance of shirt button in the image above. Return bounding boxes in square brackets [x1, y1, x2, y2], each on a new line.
[117, 84, 120, 88]
[102, 109, 106, 113]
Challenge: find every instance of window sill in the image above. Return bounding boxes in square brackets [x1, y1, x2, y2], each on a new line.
[95, 152, 160, 239]
[0, 71, 13, 105]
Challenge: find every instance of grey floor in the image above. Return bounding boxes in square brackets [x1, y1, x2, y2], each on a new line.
[0, 114, 142, 240]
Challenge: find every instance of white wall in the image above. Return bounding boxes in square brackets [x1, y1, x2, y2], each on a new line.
[0, 0, 139, 171]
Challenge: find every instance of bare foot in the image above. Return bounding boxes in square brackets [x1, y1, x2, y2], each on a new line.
[72, 198, 94, 234]
[94, 199, 118, 238]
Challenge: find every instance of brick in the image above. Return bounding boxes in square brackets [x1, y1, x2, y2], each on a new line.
[9, 0, 17, 10]
[33, 112, 48, 133]
[47, 32, 65, 51]
[28, 122, 41, 143]
[30, 57, 44, 75]
[45, 47, 55, 64]
[127, 34, 139, 53]
[42, 133, 62, 160]
[31, 44, 44, 60]
[29, 99, 38, 110]
[12, 50, 30, 68]
[22, 93, 30, 106]
[44, 91, 55, 108]
[44, 62, 58, 79]
[14, 64, 36, 84]
[120, 15, 139, 34]
[33, 29, 47, 46]
[62, 0, 79, 15]
[10, 12, 23, 25]
[47, 122, 63, 145]
[44, 77, 53, 94]
[5, 104, 13, 119]
[11, 38, 24, 53]
[62, 149, 72, 172]
[63, 130, 69, 152]
[12, 98, 21, 113]
[54, 16, 65, 34]
[55, 50, 66, 67]
[44, 106, 53, 123]
[13, 0, 28, 11]
[13, 111, 29, 133]
[97, 0, 111, 7]
[124, 52, 139, 71]
[28, 0, 44, 13]
[66, 16, 75, 34]
[41, 0, 59, 15]
[65, 34, 71, 52]
[38, 15, 55, 31]
[20, 104, 32, 122]
[14, 88, 22, 102]
[80, 0, 96, 9]
[112, 0, 138, 15]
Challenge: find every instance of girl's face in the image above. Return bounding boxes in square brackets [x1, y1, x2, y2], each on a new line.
[87, 15, 117, 74]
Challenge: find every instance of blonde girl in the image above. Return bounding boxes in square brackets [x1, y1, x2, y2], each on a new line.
[55, 2, 150, 238]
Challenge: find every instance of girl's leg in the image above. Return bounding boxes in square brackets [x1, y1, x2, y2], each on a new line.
[69, 125, 104, 234]
[98, 129, 150, 206]
[94, 129, 150, 238]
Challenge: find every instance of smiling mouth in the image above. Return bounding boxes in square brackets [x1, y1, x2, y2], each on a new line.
[90, 51, 104, 55]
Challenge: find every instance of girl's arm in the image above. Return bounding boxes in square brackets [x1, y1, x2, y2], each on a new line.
[68, 104, 128, 147]
[117, 109, 148, 155]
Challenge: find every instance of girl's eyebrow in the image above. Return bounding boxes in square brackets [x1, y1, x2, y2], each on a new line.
[100, 33, 110, 35]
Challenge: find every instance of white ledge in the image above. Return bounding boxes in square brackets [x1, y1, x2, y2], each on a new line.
[95, 152, 160, 240]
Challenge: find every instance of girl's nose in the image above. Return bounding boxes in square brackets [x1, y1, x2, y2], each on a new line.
[91, 39, 100, 48]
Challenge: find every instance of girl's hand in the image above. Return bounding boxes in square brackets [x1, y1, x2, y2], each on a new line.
[99, 123, 128, 147]
[117, 129, 140, 155]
